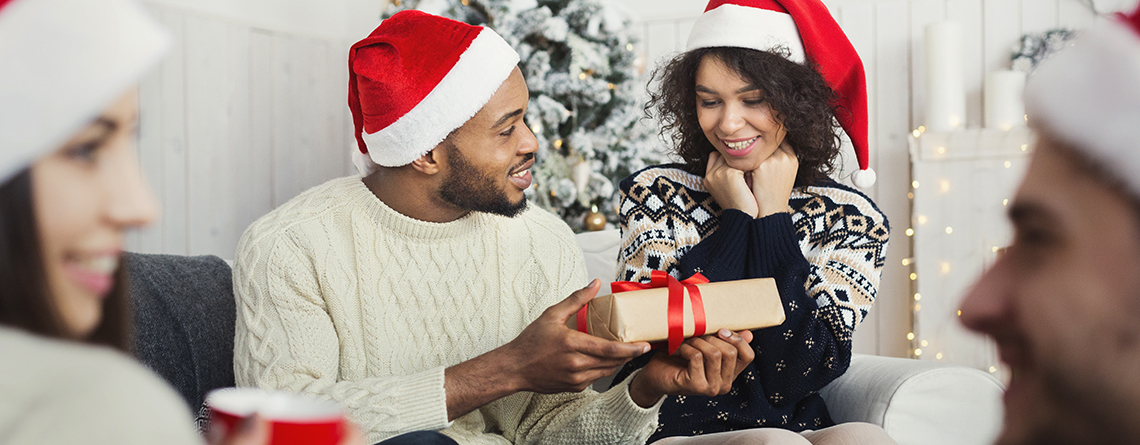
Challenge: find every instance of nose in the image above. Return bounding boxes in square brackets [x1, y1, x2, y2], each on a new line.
[519, 121, 539, 156]
[103, 142, 158, 229]
[718, 102, 746, 136]
[958, 254, 1015, 335]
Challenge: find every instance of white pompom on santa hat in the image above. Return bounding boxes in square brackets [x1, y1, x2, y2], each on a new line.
[0, 0, 169, 185]
[686, 0, 876, 188]
[348, 10, 520, 174]
[1024, 5, 1140, 194]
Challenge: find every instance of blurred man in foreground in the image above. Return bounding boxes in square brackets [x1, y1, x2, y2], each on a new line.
[959, 6, 1140, 445]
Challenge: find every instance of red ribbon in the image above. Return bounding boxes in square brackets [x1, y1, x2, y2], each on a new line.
[578, 270, 708, 354]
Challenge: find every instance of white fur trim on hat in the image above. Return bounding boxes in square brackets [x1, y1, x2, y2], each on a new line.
[686, 4, 806, 63]
[1024, 19, 1140, 194]
[361, 27, 520, 167]
[0, 0, 169, 184]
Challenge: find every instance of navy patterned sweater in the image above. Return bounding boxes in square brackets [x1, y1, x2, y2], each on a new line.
[609, 165, 890, 442]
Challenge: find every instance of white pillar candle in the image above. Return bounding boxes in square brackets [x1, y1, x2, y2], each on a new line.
[984, 70, 1027, 130]
[925, 22, 967, 132]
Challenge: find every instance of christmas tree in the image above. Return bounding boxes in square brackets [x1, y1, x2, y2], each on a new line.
[386, 0, 666, 231]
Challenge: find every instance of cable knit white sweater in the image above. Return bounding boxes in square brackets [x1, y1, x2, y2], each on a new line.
[232, 176, 660, 445]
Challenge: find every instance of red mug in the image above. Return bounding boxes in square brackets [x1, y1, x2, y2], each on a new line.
[206, 387, 346, 445]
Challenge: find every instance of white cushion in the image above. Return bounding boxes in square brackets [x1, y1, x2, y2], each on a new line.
[576, 229, 622, 293]
[820, 354, 1004, 445]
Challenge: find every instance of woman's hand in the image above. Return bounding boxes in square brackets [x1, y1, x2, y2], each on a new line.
[704, 151, 759, 218]
[750, 141, 798, 218]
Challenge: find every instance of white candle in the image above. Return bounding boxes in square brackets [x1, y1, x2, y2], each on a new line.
[925, 22, 966, 132]
[984, 70, 1027, 130]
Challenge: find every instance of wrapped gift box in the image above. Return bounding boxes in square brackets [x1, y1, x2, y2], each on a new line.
[569, 277, 785, 343]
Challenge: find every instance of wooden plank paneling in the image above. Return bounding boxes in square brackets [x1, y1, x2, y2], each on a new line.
[185, 15, 237, 256]
[946, 0, 985, 128]
[158, 8, 189, 255]
[134, 6, 166, 254]
[1021, 0, 1059, 34]
[244, 30, 276, 229]
[272, 34, 302, 206]
[1058, 0, 1096, 28]
[910, 0, 946, 131]
[983, 0, 1021, 73]
[873, 0, 914, 358]
[645, 21, 679, 69]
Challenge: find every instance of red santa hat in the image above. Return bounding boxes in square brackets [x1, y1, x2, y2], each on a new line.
[686, 0, 875, 188]
[1024, 6, 1140, 195]
[348, 10, 520, 173]
[0, 0, 169, 185]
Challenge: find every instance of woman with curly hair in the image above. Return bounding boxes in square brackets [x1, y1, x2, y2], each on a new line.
[609, 1, 894, 443]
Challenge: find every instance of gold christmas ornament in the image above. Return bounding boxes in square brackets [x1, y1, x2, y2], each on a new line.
[584, 205, 606, 231]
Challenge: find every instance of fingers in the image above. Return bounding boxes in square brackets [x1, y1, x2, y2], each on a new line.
[339, 423, 366, 445]
[571, 332, 649, 360]
[206, 415, 270, 445]
[718, 329, 754, 384]
[677, 338, 728, 395]
[674, 343, 707, 392]
[704, 333, 738, 393]
[706, 150, 721, 174]
[732, 330, 756, 372]
[547, 279, 601, 323]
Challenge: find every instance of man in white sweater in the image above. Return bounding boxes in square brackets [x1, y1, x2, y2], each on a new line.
[232, 10, 754, 445]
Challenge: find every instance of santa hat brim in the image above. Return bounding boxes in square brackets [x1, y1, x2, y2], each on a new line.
[360, 27, 519, 168]
[0, 0, 169, 184]
[1024, 18, 1140, 193]
[686, 4, 806, 63]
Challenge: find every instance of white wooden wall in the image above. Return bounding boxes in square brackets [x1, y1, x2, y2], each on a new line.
[128, 4, 356, 257]
[127, 0, 1133, 359]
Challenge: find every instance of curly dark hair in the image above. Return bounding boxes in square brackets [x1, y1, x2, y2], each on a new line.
[646, 46, 843, 187]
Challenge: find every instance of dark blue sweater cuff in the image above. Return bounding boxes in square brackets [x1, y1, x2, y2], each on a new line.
[751, 212, 809, 277]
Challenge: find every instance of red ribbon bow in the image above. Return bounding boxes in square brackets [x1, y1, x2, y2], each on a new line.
[577, 270, 709, 354]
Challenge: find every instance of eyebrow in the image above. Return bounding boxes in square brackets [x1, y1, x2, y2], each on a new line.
[695, 85, 761, 94]
[493, 109, 524, 129]
[75, 117, 119, 145]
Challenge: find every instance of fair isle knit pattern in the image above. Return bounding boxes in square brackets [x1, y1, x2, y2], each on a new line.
[618, 166, 887, 331]
[611, 165, 889, 441]
[233, 176, 660, 445]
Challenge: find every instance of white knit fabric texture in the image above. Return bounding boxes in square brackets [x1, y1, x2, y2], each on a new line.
[1025, 18, 1140, 194]
[232, 176, 660, 444]
[0, 327, 200, 445]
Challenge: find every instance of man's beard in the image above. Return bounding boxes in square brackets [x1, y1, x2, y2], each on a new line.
[438, 141, 529, 218]
[997, 362, 1138, 445]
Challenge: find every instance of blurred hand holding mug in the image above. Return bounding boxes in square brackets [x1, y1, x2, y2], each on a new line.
[206, 388, 350, 445]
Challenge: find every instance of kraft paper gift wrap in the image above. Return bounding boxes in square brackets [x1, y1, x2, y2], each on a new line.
[569, 277, 785, 344]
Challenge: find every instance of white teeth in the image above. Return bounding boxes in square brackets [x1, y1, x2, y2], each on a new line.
[511, 169, 528, 178]
[78, 256, 119, 274]
[725, 136, 759, 150]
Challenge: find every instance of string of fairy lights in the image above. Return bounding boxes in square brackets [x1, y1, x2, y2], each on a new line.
[905, 124, 1031, 377]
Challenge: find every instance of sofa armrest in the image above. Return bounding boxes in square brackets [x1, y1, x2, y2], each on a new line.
[819, 354, 1004, 445]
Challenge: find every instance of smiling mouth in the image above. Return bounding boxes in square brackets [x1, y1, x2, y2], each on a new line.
[724, 136, 759, 151]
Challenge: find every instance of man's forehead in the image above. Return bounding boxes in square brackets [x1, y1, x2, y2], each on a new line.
[1015, 138, 1140, 233]
[469, 68, 528, 128]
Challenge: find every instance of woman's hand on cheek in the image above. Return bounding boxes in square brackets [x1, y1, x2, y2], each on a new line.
[704, 151, 759, 218]
[751, 141, 798, 218]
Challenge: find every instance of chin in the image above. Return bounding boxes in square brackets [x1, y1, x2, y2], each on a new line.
[723, 157, 762, 172]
